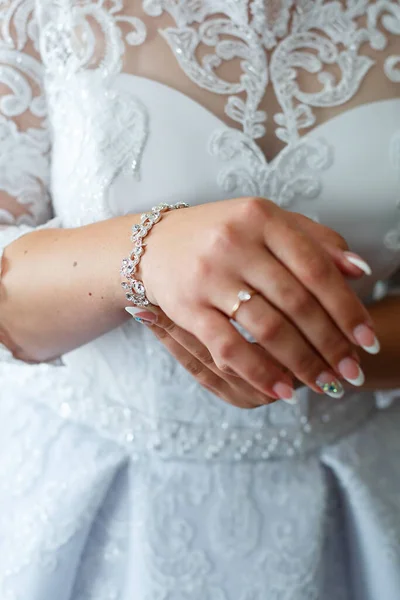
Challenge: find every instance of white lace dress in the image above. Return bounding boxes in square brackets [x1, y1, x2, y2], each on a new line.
[0, 1, 399, 599]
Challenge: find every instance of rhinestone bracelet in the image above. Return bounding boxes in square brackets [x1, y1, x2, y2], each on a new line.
[121, 202, 189, 307]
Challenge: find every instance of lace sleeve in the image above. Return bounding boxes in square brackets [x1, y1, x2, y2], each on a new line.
[0, 0, 59, 363]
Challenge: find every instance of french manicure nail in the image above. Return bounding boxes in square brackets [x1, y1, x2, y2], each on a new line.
[125, 306, 158, 325]
[316, 372, 344, 398]
[343, 252, 372, 276]
[272, 382, 298, 405]
[353, 324, 380, 354]
[338, 357, 365, 386]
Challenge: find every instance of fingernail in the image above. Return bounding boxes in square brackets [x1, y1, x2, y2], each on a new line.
[338, 357, 365, 386]
[125, 306, 158, 325]
[272, 382, 298, 405]
[353, 324, 380, 354]
[343, 252, 372, 276]
[316, 372, 344, 398]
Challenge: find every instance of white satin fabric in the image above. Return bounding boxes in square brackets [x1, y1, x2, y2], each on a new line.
[0, 1, 400, 598]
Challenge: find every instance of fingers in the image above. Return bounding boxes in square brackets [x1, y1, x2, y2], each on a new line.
[193, 308, 297, 402]
[268, 212, 372, 279]
[127, 306, 278, 407]
[161, 322, 280, 406]
[213, 283, 346, 395]
[151, 325, 230, 399]
[150, 325, 271, 408]
[241, 251, 366, 387]
[333, 250, 372, 278]
[262, 212, 378, 352]
[236, 294, 342, 394]
[290, 213, 349, 251]
[156, 316, 217, 370]
[301, 229, 372, 279]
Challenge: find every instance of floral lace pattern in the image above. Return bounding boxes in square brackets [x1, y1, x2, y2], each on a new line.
[0, 392, 125, 600]
[8, 0, 396, 225]
[0, 0, 51, 227]
[141, 0, 400, 208]
[38, 0, 150, 224]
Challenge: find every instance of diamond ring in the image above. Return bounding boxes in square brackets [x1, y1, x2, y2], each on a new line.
[230, 289, 257, 320]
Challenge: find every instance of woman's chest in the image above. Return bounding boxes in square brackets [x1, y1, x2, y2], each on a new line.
[129, 0, 400, 160]
[41, 0, 400, 285]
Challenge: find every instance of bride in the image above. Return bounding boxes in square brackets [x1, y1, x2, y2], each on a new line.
[0, 1, 399, 598]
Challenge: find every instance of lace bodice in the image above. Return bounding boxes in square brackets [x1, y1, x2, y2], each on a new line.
[0, 0, 398, 227]
[45, 1, 399, 227]
[0, 1, 399, 460]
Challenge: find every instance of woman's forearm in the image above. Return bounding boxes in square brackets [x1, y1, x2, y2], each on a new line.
[0, 215, 137, 362]
[360, 296, 400, 389]
[3, 205, 398, 395]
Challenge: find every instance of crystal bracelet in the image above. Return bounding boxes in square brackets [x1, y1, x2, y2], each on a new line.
[121, 202, 189, 307]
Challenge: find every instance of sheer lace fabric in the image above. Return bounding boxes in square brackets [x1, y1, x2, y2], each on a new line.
[127, 1, 400, 161]
[0, 0, 398, 252]
[0, 2, 399, 599]
[0, 0, 51, 227]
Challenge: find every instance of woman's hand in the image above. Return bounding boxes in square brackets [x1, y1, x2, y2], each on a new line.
[127, 211, 373, 407]
[127, 306, 282, 407]
[136, 197, 378, 401]
[0, 205, 374, 373]
[292, 213, 372, 279]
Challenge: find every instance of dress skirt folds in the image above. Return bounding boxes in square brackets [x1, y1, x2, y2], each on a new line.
[0, 358, 400, 600]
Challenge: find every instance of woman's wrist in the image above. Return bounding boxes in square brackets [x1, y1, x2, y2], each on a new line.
[0, 214, 139, 362]
[121, 202, 189, 308]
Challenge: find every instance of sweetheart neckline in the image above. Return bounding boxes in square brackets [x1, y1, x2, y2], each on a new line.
[116, 72, 400, 166]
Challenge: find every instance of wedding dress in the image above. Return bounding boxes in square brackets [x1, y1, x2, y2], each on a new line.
[0, 1, 399, 598]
